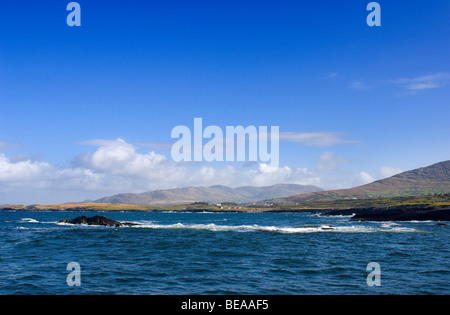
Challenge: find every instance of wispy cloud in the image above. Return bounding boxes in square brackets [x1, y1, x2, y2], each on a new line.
[137, 142, 174, 150]
[324, 72, 338, 79]
[316, 152, 349, 171]
[279, 132, 358, 147]
[349, 81, 371, 91]
[391, 72, 450, 91]
[0, 142, 19, 152]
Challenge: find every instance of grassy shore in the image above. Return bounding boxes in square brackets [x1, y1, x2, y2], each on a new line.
[264, 193, 450, 211]
[2, 194, 450, 213]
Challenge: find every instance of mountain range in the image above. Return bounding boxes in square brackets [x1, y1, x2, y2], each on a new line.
[273, 160, 450, 204]
[94, 184, 323, 205]
[94, 160, 450, 206]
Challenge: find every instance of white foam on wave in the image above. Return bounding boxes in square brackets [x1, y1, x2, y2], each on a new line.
[46, 218, 419, 233]
[129, 221, 419, 234]
[55, 221, 99, 228]
[55, 221, 74, 226]
[20, 218, 39, 223]
[381, 222, 399, 228]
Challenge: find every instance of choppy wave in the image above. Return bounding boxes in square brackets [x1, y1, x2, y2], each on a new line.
[18, 216, 420, 234]
[19, 218, 39, 223]
[2, 211, 446, 295]
[129, 221, 419, 234]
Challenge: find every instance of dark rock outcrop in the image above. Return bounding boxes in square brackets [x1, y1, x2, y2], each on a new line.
[349, 206, 450, 222]
[322, 205, 450, 222]
[58, 215, 139, 227]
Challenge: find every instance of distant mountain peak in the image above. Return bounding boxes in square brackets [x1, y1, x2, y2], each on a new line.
[95, 184, 323, 205]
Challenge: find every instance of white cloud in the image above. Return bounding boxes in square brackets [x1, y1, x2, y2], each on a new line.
[350, 166, 403, 189]
[378, 166, 403, 179]
[392, 72, 450, 91]
[0, 139, 323, 204]
[250, 164, 320, 187]
[76, 138, 168, 177]
[316, 152, 349, 171]
[0, 138, 413, 205]
[0, 154, 52, 183]
[353, 171, 375, 186]
[0, 153, 103, 197]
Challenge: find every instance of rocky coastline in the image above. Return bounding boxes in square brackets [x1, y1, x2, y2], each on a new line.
[323, 204, 450, 222]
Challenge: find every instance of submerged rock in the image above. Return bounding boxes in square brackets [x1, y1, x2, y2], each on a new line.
[58, 215, 139, 227]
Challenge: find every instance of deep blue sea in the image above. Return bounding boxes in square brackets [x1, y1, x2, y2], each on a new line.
[0, 210, 448, 295]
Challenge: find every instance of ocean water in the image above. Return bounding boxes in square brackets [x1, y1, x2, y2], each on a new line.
[0, 210, 448, 295]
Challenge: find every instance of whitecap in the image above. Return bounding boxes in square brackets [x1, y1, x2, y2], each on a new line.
[381, 222, 399, 228]
[20, 218, 39, 223]
[129, 222, 401, 234]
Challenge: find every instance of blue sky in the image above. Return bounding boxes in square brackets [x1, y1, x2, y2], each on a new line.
[0, 0, 449, 204]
